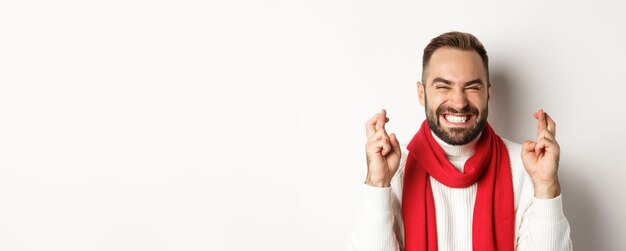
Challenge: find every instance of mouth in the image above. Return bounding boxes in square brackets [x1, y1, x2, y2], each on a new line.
[440, 113, 476, 127]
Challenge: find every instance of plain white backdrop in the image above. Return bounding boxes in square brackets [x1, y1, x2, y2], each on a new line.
[1, 0, 625, 250]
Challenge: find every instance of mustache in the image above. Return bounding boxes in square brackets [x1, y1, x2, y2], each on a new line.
[436, 104, 479, 116]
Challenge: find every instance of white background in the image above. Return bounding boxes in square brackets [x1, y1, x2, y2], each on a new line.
[1, 0, 625, 250]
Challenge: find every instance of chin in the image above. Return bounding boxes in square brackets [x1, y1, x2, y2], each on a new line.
[434, 120, 484, 145]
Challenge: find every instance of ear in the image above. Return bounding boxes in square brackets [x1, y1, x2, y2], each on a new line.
[417, 81, 425, 106]
[487, 82, 492, 102]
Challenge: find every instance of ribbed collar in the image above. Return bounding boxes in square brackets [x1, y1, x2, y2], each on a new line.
[430, 130, 482, 158]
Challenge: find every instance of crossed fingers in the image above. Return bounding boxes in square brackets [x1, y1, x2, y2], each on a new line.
[365, 109, 392, 155]
[366, 109, 389, 138]
[532, 109, 559, 156]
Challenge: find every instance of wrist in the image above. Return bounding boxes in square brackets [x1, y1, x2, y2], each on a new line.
[533, 179, 561, 199]
[365, 175, 391, 188]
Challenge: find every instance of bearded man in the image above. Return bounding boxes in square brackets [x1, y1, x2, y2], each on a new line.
[348, 31, 572, 251]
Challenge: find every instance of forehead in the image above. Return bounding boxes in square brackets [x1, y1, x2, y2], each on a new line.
[425, 47, 486, 83]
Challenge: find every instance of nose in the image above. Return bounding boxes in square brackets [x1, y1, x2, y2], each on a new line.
[449, 88, 468, 110]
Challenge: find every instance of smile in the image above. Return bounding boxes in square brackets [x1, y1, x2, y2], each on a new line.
[445, 114, 468, 123]
[441, 113, 475, 125]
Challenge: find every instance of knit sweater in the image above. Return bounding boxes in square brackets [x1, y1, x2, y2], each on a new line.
[348, 131, 573, 251]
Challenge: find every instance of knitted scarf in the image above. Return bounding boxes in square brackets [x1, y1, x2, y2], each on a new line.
[402, 120, 515, 250]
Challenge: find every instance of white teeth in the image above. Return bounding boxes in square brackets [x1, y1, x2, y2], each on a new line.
[445, 115, 468, 123]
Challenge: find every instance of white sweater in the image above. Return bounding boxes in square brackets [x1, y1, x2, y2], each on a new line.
[348, 131, 573, 251]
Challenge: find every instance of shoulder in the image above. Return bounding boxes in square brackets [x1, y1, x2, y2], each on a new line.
[387, 142, 410, 200]
[501, 138, 526, 173]
[500, 137, 535, 207]
[398, 142, 410, 178]
[501, 138, 522, 158]
[499, 137, 526, 176]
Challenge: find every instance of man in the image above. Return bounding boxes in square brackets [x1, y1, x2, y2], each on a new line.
[348, 32, 572, 250]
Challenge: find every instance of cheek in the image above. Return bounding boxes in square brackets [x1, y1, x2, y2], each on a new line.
[468, 94, 488, 108]
[426, 97, 444, 112]
[426, 91, 445, 105]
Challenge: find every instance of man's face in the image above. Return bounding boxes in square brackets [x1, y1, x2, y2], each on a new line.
[417, 47, 491, 145]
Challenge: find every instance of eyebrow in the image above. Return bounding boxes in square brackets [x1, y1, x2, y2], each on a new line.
[432, 77, 484, 86]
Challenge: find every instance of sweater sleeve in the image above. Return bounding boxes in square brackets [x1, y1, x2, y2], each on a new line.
[347, 184, 402, 251]
[502, 138, 573, 250]
[348, 147, 408, 251]
[517, 194, 573, 250]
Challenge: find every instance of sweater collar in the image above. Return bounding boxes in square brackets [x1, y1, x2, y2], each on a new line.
[430, 130, 482, 158]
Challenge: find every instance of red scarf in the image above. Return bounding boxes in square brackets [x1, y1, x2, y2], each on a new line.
[402, 120, 515, 251]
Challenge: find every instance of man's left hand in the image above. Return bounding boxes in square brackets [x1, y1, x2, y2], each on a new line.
[521, 109, 561, 199]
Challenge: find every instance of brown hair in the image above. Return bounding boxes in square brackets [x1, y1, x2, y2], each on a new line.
[422, 31, 489, 82]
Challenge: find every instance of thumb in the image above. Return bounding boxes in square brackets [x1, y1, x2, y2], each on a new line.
[522, 140, 536, 155]
[389, 133, 401, 155]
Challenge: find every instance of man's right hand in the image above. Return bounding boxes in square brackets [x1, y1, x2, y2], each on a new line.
[365, 109, 402, 188]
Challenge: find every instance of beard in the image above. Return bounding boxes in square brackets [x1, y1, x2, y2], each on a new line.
[424, 96, 488, 146]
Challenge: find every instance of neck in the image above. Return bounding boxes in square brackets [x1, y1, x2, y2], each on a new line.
[430, 130, 482, 158]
